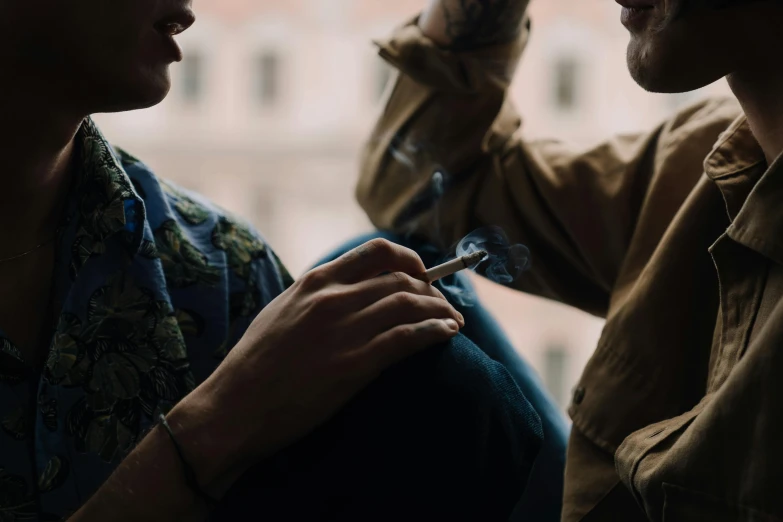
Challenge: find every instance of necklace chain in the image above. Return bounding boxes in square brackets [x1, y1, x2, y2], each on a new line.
[0, 236, 57, 265]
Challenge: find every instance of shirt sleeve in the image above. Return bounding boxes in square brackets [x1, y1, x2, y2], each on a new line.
[357, 17, 736, 317]
[218, 225, 294, 358]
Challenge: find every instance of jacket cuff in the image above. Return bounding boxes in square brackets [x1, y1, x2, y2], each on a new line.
[374, 15, 530, 94]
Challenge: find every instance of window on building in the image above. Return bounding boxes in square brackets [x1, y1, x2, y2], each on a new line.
[544, 344, 570, 408]
[180, 53, 204, 104]
[374, 59, 393, 103]
[255, 51, 281, 106]
[553, 55, 580, 112]
[253, 190, 275, 231]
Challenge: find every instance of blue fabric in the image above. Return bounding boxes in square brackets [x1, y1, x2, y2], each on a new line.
[0, 120, 292, 520]
[215, 334, 544, 522]
[312, 232, 569, 522]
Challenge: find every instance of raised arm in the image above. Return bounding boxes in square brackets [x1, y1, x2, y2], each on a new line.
[418, 0, 529, 50]
[358, 2, 736, 317]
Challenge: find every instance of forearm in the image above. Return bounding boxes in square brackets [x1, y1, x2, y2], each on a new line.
[419, 0, 529, 50]
[69, 391, 245, 522]
[69, 423, 207, 522]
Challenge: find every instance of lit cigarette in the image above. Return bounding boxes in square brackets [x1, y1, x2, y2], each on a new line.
[423, 250, 488, 284]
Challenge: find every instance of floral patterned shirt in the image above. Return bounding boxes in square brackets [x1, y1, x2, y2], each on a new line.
[0, 120, 293, 521]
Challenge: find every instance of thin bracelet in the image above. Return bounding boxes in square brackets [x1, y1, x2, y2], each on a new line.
[158, 413, 219, 508]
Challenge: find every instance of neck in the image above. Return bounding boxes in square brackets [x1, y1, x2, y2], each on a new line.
[728, 67, 783, 165]
[725, 7, 783, 165]
[0, 90, 85, 257]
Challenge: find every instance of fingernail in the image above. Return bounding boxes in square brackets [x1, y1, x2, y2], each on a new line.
[443, 319, 460, 331]
[457, 312, 465, 325]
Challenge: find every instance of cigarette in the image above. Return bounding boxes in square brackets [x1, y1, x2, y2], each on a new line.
[423, 250, 488, 283]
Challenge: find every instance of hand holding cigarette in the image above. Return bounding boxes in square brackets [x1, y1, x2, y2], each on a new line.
[187, 239, 464, 490]
[423, 250, 488, 283]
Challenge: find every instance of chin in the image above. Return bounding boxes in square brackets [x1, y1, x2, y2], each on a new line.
[93, 67, 172, 113]
[626, 37, 727, 94]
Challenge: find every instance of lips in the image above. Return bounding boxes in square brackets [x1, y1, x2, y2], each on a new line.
[618, 1, 657, 31]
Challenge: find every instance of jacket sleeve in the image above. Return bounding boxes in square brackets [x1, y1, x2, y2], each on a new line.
[357, 17, 733, 317]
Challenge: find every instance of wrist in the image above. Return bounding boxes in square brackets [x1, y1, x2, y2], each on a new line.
[165, 387, 252, 499]
[420, 0, 528, 51]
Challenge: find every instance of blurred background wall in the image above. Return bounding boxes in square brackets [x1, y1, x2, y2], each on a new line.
[94, 0, 733, 411]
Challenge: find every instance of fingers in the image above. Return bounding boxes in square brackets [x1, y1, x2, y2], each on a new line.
[362, 318, 460, 370]
[327, 239, 427, 284]
[348, 292, 464, 343]
[339, 271, 449, 312]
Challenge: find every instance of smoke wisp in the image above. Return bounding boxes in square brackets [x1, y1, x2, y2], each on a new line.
[456, 226, 531, 284]
[382, 137, 532, 305]
[437, 226, 531, 306]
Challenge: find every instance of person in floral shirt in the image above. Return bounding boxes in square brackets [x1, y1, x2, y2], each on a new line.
[0, 120, 295, 519]
[0, 0, 544, 520]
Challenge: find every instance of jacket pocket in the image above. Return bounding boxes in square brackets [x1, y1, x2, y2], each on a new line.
[662, 483, 779, 522]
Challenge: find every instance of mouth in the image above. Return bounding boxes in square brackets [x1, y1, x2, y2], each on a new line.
[616, 0, 658, 30]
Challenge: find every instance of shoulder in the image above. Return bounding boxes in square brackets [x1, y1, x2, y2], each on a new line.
[113, 147, 294, 362]
[116, 147, 232, 232]
[659, 97, 744, 149]
[115, 146, 293, 311]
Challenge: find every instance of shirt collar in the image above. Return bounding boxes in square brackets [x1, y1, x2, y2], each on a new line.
[67, 118, 146, 277]
[0, 119, 146, 368]
[704, 114, 783, 264]
[703, 115, 765, 181]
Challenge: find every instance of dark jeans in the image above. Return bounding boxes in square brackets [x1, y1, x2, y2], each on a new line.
[211, 232, 556, 521]
[315, 232, 569, 522]
[214, 335, 544, 521]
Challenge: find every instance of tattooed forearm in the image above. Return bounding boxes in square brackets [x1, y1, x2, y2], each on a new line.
[439, 0, 528, 51]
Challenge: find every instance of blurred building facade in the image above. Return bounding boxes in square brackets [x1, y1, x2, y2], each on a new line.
[94, 0, 733, 410]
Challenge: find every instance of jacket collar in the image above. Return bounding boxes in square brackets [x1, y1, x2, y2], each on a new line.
[704, 114, 783, 264]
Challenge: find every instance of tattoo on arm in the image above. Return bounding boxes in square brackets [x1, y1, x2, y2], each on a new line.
[441, 0, 528, 51]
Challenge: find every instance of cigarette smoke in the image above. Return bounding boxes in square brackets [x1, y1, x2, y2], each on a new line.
[431, 171, 444, 197]
[437, 226, 532, 306]
[383, 137, 532, 305]
[456, 227, 531, 284]
[431, 171, 444, 247]
[388, 134, 419, 172]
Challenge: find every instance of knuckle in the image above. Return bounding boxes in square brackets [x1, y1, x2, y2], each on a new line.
[308, 289, 340, 315]
[300, 268, 327, 291]
[391, 271, 416, 292]
[366, 238, 395, 258]
[393, 324, 417, 343]
[393, 291, 418, 308]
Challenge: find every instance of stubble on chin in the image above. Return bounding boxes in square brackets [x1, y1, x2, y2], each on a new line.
[624, 0, 680, 92]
